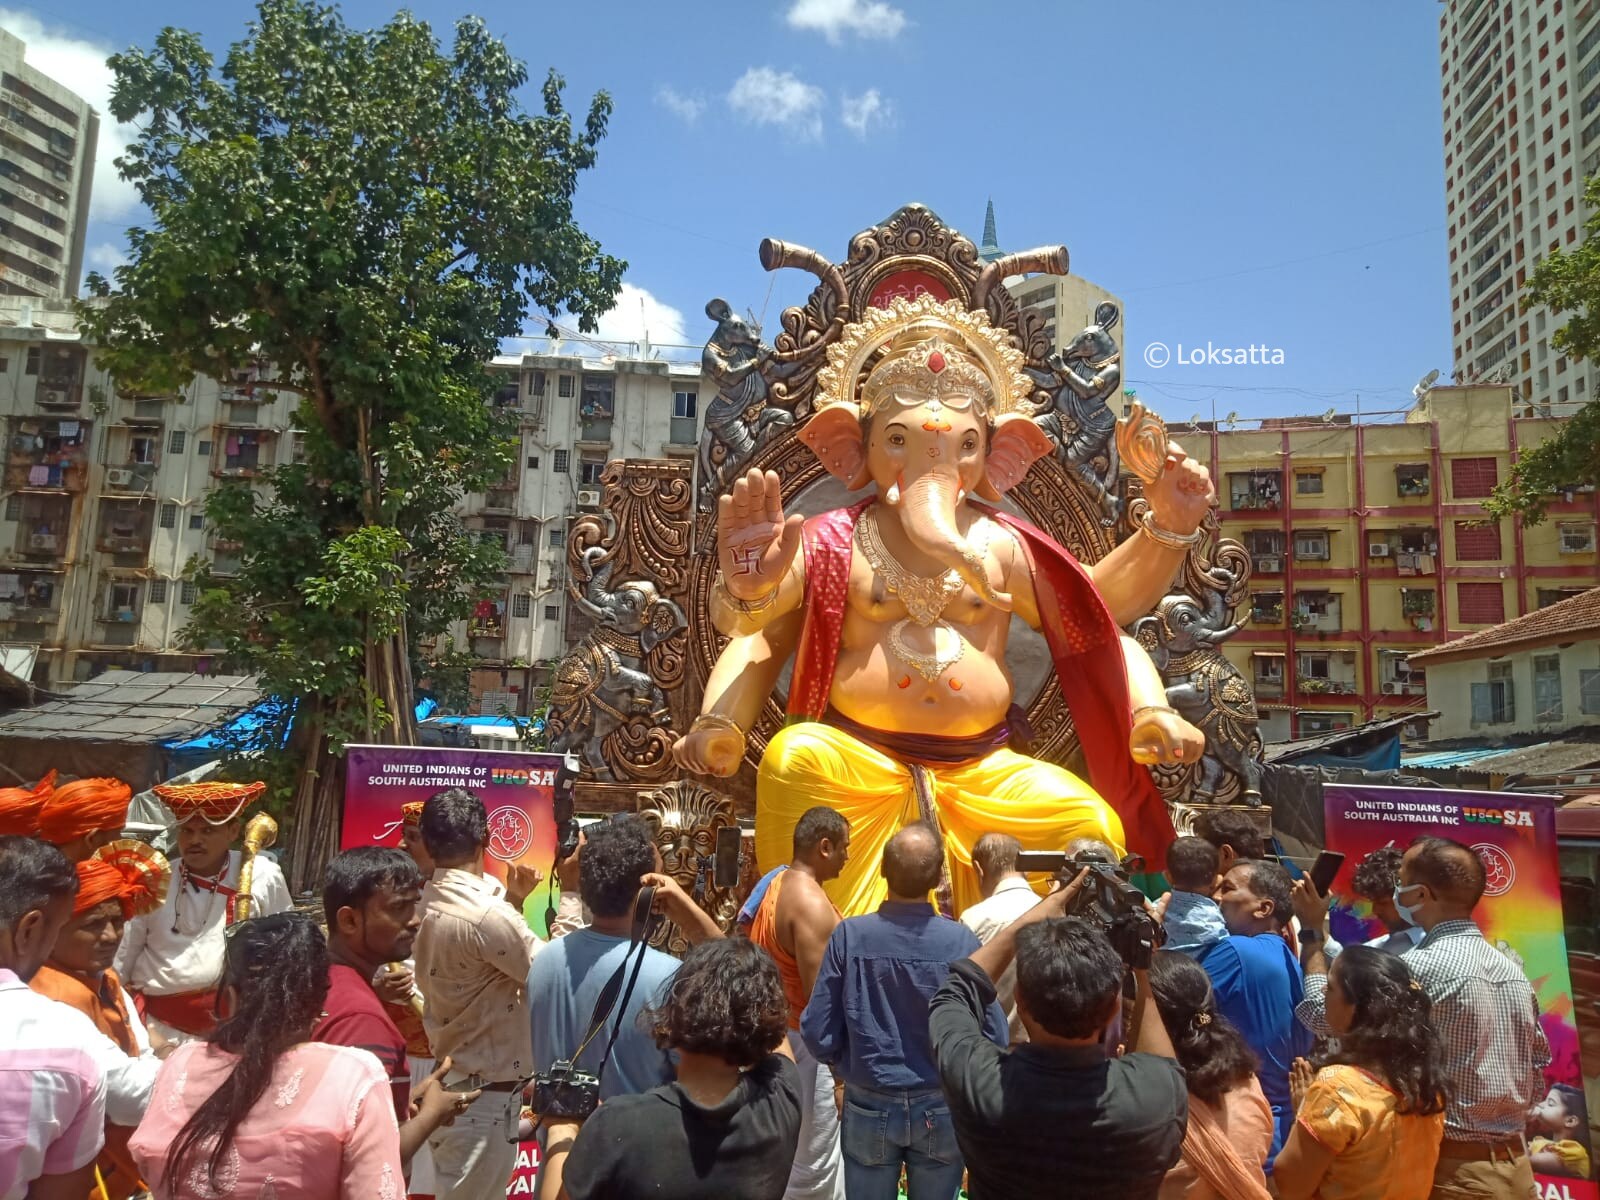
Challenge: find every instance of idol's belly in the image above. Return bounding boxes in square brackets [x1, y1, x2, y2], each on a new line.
[829, 628, 1013, 736]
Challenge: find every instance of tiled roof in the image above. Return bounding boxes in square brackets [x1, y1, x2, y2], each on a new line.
[1408, 586, 1600, 662]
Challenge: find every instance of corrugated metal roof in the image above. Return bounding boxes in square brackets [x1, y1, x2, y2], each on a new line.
[1402, 746, 1512, 768]
[1402, 737, 1600, 775]
[0, 671, 260, 744]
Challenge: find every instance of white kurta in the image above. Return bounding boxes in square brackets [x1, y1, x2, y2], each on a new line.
[114, 849, 291, 1043]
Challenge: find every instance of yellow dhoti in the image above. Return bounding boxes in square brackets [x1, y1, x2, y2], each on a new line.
[756, 720, 1125, 918]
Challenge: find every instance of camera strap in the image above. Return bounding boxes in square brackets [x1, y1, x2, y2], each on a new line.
[566, 884, 656, 1082]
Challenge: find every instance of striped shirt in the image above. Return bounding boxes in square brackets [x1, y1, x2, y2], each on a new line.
[0, 968, 107, 1198]
[1404, 919, 1551, 1141]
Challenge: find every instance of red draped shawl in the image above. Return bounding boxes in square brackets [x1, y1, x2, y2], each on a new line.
[786, 499, 1174, 871]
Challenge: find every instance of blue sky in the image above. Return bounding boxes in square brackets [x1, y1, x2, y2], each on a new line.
[16, 0, 1449, 423]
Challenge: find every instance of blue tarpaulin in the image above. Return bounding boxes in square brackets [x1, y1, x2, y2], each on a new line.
[160, 696, 441, 774]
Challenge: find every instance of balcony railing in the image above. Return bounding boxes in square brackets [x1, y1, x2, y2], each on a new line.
[4, 459, 86, 493]
[97, 532, 152, 555]
[1298, 678, 1357, 695]
[1252, 678, 1285, 699]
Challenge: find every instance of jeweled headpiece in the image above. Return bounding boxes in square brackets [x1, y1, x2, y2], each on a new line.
[815, 295, 1031, 422]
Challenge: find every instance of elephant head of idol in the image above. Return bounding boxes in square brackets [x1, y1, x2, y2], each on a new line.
[799, 296, 1052, 611]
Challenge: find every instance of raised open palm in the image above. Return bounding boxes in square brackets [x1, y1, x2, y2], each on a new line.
[718, 468, 803, 601]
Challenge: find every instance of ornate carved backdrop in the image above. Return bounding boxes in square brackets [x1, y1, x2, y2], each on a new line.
[550, 204, 1263, 823]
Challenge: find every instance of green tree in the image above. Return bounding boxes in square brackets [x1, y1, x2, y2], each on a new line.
[81, 0, 623, 886]
[1489, 174, 1600, 523]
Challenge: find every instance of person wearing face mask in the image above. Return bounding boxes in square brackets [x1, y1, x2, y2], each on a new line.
[1395, 836, 1550, 1200]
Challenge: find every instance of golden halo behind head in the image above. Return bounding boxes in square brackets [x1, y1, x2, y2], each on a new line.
[814, 295, 1032, 422]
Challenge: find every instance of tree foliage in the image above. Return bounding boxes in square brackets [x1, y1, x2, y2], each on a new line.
[79, 0, 623, 881]
[1490, 173, 1600, 523]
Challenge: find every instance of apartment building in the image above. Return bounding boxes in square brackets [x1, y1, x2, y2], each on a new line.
[0, 298, 706, 696]
[1198, 383, 1599, 741]
[0, 29, 96, 300]
[1441, 0, 1600, 411]
[448, 347, 703, 712]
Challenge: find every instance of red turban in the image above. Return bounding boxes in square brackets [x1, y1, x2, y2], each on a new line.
[75, 842, 170, 918]
[0, 770, 56, 836]
[37, 778, 134, 846]
[152, 780, 265, 826]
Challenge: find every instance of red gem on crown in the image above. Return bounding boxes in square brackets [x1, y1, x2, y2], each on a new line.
[927, 350, 946, 374]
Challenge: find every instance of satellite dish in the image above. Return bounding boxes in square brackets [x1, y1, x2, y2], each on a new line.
[1321, 407, 1337, 422]
[1413, 368, 1441, 402]
[1189, 412, 1203, 428]
[1224, 411, 1239, 430]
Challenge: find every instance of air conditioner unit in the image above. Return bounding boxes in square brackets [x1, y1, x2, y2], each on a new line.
[106, 468, 134, 487]
[1256, 557, 1280, 573]
[1381, 681, 1400, 694]
[576, 489, 601, 508]
[39, 389, 65, 406]
[29, 534, 57, 551]
[1368, 543, 1391, 557]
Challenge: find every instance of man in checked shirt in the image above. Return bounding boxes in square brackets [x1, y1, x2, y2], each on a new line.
[1396, 836, 1550, 1200]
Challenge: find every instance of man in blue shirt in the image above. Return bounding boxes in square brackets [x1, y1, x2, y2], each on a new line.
[1201, 858, 1312, 1159]
[801, 822, 1006, 1200]
[527, 820, 721, 1101]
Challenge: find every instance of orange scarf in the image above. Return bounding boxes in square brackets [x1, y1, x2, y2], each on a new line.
[1181, 1093, 1273, 1200]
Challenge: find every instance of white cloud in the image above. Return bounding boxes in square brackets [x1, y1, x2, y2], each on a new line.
[0, 10, 143, 221]
[592, 283, 688, 348]
[786, 0, 906, 43]
[840, 89, 893, 138]
[727, 67, 824, 142]
[655, 86, 705, 125]
[85, 241, 126, 274]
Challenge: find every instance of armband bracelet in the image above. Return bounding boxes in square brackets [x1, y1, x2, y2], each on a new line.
[1137, 511, 1202, 550]
[1131, 704, 1180, 722]
[714, 573, 780, 614]
[690, 712, 747, 743]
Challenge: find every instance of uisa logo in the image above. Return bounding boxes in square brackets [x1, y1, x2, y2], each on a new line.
[490, 768, 557, 788]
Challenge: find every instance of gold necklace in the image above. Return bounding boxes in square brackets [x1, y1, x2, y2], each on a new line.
[855, 508, 988, 626]
[888, 619, 965, 683]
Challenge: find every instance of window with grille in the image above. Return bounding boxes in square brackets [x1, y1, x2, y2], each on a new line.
[544, 604, 560, 621]
[1450, 456, 1499, 498]
[549, 527, 566, 548]
[1472, 660, 1516, 725]
[558, 375, 575, 398]
[1582, 669, 1600, 715]
[197, 440, 212, 456]
[181, 581, 197, 605]
[1539, 587, 1588, 607]
[1454, 520, 1503, 560]
[1559, 521, 1596, 553]
[530, 371, 547, 397]
[25, 347, 39, 375]
[580, 460, 605, 486]
[169, 430, 187, 455]
[527, 455, 540, 469]
[1457, 581, 1506, 624]
[1295, 471, 1325, 495]
[512, 594, 531, 619]
[1534, 654, 1564, 723]
[188, 514, 204, 530]
[148, 579, 168, 604]
[1298, 712, 1352, 735]
[553, 450, 569, 473]
[4, 496, 19, 521]
[1293, 531, 1330, 560]
[159, 503, 177, 529]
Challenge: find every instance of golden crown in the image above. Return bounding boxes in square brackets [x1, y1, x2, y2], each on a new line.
[814, 295, 1032, 421]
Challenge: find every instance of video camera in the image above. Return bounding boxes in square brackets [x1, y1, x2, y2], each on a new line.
[1014, 847, 1163, 970]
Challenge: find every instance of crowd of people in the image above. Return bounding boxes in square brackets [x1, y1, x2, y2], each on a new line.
[0, 770, 1581, 1200]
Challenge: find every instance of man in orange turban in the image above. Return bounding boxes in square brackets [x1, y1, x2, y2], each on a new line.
[36, 777, 134, 863]
[31, 844, 169, 1199]
[0, 769, 56, 836]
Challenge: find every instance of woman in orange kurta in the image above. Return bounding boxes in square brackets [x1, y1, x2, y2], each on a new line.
[1272, 946, 1447, 1199]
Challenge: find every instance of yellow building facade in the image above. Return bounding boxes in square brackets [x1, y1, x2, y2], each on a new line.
[1196, 385, 1599, 741]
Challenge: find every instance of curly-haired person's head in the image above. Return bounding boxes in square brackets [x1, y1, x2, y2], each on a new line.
[1147, 950, 1258, 1106]
[648, 938, 788, 1069]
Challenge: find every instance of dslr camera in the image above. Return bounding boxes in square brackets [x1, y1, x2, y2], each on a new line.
[529, 1059, 601, 1122]
[1016, 846, 1164, 970]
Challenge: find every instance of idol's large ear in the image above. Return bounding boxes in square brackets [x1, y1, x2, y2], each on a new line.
[976, 414, 1053, 500]
[798, 407, 870, 489]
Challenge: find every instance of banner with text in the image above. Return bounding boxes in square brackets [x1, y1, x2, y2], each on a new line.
[341, 743, 561, 933]
[1323, 784, 1592, 1200]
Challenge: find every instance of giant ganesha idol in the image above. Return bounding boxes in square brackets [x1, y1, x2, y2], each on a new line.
[673, 295, 1215, 916]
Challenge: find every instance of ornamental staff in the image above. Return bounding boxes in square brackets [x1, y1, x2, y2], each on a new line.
[114, 780, 291, 1046]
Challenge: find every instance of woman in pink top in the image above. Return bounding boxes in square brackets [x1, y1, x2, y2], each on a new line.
[129, 913, 405, 1199]
[1148, 952, 1274, 1200]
